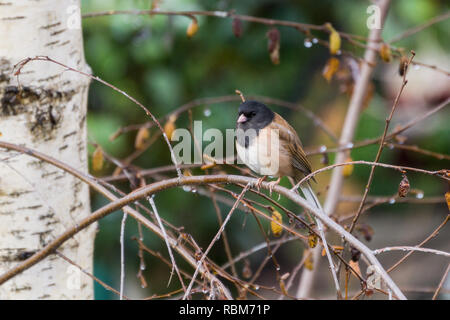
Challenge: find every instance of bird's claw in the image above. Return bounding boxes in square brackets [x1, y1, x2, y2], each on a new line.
[254, 176, 267, 191]
[267, 177, 281, 197]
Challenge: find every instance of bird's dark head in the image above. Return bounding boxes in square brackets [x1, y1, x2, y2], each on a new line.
[236, 100, 274, 131]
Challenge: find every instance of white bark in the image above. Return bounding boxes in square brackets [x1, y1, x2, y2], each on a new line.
[0, 0, 95, 299]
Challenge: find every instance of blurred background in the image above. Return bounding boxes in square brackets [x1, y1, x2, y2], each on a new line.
[80, 0, 449, 299]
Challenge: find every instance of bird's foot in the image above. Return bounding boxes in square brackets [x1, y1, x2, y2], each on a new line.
[254, 176, 267, 191]
[267, 177, 281, 196]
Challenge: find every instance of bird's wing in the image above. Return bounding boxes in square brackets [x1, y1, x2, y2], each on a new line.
[270, 113, 313, 179]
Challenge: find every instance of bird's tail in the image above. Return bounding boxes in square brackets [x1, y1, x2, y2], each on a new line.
[299, 182, 324, 214]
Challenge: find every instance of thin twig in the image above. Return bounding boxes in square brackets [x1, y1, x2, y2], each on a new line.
[388, 11, 450, 43]
[432, 263, 450, 300]
[373, 246, 450, 258]
[182, 183, 251, 299]
[119, 211, 128, 300]
[55, 251, 130, 300]
[148, 196, 186, 291]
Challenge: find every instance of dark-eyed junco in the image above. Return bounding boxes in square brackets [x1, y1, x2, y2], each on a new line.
[235, 100, 314, 192]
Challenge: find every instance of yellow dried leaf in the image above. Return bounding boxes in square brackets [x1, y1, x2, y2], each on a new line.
[304, 251, 314, 271]
[183, 169, 192, 177]
[164, 115, 177, 140]
[379, 43, 392, 63]
[445, 191, 450, 212]
[186, 19, 199, 38]
[271, 209, 283, 237]
[92, 146, 104, 172]
[270, 45, 280, 65]
[349, 259, 362, 278]
[201, 163, 216, 170]
[279, 279, 287, 295]
[134, 127, 150, 150]
[308, 233, 318, 248]
[326, 23, 341, 55]
[342, 156, 354, 177]
[322, 57, 340, 82]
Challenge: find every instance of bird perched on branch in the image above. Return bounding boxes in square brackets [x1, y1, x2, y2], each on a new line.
[235, 100, 321, 209]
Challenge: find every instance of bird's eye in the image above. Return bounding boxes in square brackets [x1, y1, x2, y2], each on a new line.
[250, 112, 256, 116]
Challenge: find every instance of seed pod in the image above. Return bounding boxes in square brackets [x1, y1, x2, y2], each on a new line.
[325, 23, 341, 55]
[135, 127, 150, 150]
[266, 28, 280, 65]
[398, 55, 408, 76]
[322, 57, 340, 82]
[186, 18, 199, 38]
[164, 114, 177, 140]
[271, 208, 283, 237]
[379, 43, 392, 63]
[308, 233, 318, 248]
[232, 18, 243, 38]
[92, 146, 104, 172]
[342, 156, 354, 177]
[398, 175, 410, 197]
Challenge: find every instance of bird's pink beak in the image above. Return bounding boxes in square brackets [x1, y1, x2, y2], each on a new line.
[237, 114, 247, 123]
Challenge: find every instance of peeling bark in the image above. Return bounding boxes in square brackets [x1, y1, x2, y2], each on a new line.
[0, 0, 95, 299]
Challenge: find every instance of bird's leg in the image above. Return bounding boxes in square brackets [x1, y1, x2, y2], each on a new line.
[254, 176, 267, 191]
[267, 177, 281, 196]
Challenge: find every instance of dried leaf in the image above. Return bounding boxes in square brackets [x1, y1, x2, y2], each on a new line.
[267, 28, 280, 65]
[308, 233, 318, 248]
[201, 162, 216, 170]
[379, 43, 392, 63]
[271, 209, 283, 237]
[164, 115, 177, 140]
[232, 18, 243, 38]
[445, 191, 450, 211]
[349, 259, 362, 278]
[325, 23, 341, 55]
[342, 156, 354, 177]
[92, 146, 104, 172]
[186, 19, 199, 38]
[280, 279, 288, 295]
[280, 272, 290, 281]
[134, 127, 150, 150]
[398, 55, 408, 76]
[270, 45, 280, 65]
[322, 57, 340, 82]
[242, 260, 252, 279]
[304, 251, 314, 271]
[398, 175, 410, 198]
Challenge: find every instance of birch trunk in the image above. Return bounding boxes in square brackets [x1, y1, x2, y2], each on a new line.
[0, 0, 95, 299]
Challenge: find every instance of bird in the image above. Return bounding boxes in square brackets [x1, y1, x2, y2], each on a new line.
[235, 100, 320, 208]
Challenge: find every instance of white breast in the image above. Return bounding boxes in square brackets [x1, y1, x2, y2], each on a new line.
[236, 128, 281, 177]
